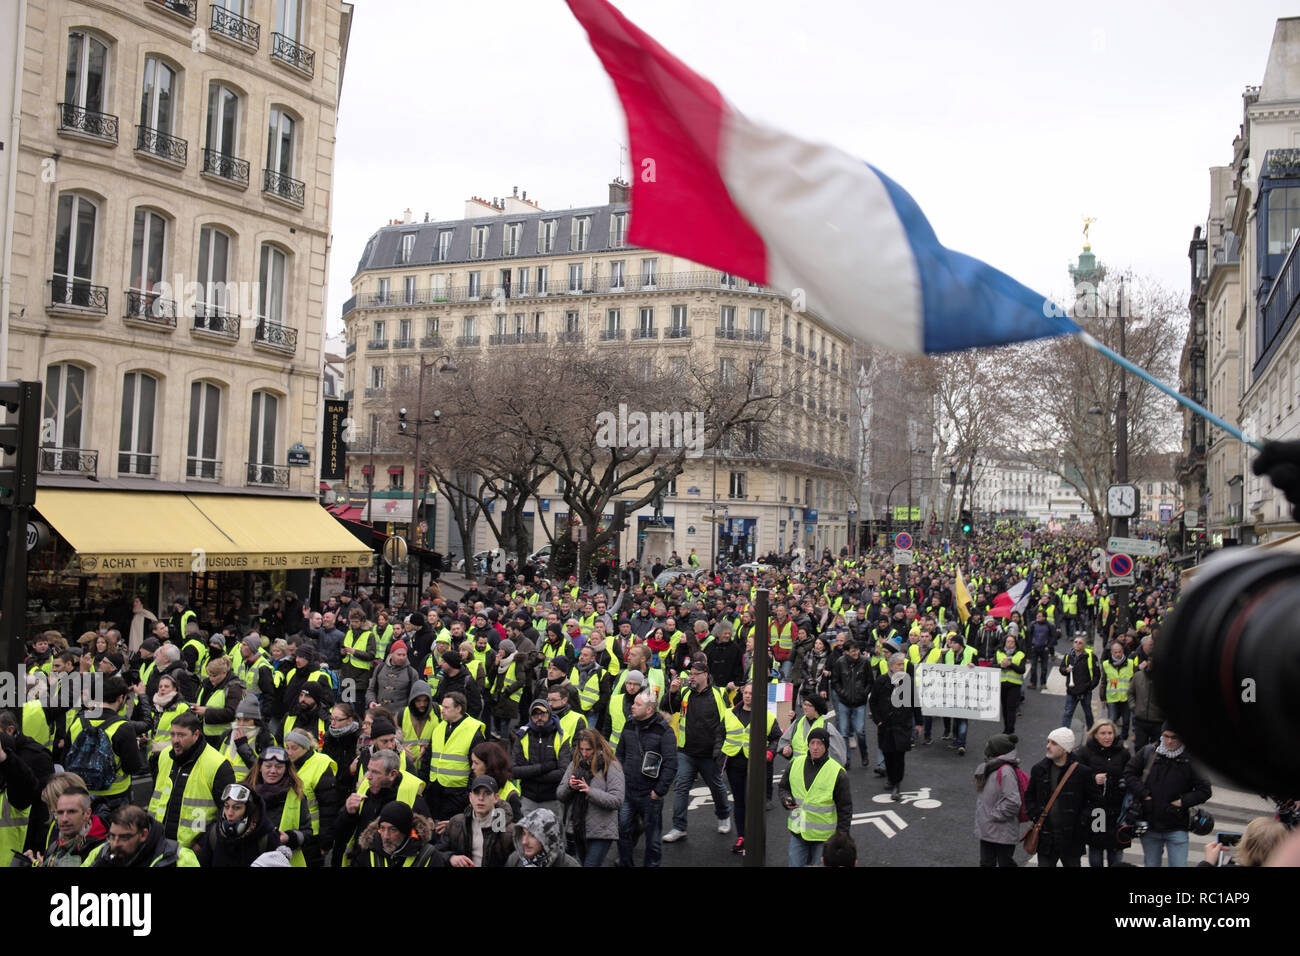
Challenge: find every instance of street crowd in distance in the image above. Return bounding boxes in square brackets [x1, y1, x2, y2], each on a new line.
[4, 523, 1288, 868]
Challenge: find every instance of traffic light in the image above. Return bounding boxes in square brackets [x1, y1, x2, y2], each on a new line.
[397, 408, 408, 433]
[960, 509, 973, 535]
[0, 381, 40, 508]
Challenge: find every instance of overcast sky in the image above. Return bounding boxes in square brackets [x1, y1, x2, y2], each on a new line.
[326, 0, 1295, 335]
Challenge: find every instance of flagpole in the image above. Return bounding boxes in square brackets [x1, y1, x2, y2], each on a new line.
[1077, 332, 1262, 451]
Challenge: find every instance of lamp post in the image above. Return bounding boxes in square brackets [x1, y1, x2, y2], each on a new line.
[1089, 279, 1131, 636]
[400, 353, 456, 606]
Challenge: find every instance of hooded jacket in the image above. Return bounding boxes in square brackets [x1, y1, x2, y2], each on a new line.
[196, 790, 289, 867]
[505, 808, 580, 867]
[973, 749, 1022, 845]
[354, 812, 446, 867]
[510, 701, 572, 803]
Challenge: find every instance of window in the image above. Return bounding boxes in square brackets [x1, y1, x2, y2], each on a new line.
[638, 307, 654, 332]
[399, 233, 415, 264]
[371, 320, 386, 343]
[196, 226, 231, 323]
[139, 57, 176, 135]
[664, 475, 677, 497]
[718, 357, 735, 385]
[275, 0, 302, 41]
[565, 311, 580, 333]
[1267, 187, 1300, 256]
[729, 471, 746, 499]
[495, 314, 508, 336]
[719, 272, 737, 289]
[248, 391, 279, 483]
[467, 271, 481, 299]
[376, 277, 390, 303]
[44, 363, 87, 453]
[52, 193, 98, 304]
[498, 269, 512, 298]
[389, 468, 404, 492]
[471, 225, 489, 259]
[536, 265, 549, 292]
[259, 245, 287, 325]
[437, 231, 452, 262]
[119, 371, 157, 475]
[266, 107, 294, 177]
[425, 316, 439, 337]
[640, 258, 657, 289]
[205, 82, 240, 157]
[610, 212, 628, 248]
[398, 318, 411, 344]
[403, 275, 416, 303]
[568, 264, 584, 293]
[369, 365, 384, 389]
[187, 381, 221, 479]
[430, 273, 446, 298]
[463, 315, 477, 337]
[504, 223, 521, 256]
[671, 304, 688, 332]
[749, 308, 765, 333]
[532, 312, 544, 333]
[610, 260, 625, 291]
[512, 313, 526, 335]
[719, 306, 736, 331]
[511, 267, 528, 296]
[65, 31, 109, 113]
[605, 308, 621, 331]
[571, 216, 590, 252]
[128, 209, 168, 309]
[538, 219, 556, 254]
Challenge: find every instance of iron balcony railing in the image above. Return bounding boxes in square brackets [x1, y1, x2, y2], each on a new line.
[599, 328, 625, 341]
[118, 452, 159, 477]
[367, 339, 389, 351]
[192, 307, 239, 339]
[253, 321, 297, 353]
[186, 457, 222, 481]
[716, 327, 770, 343]
[419, 334, 442, 348]
[364, 386, 386, 398]
[135, 125, 187, 165]
[149, 0, 197, 22]
[47, 277, 108, 314]
[393, 338, 415, 350]
[556, 330, 584, 344]
[57, 103, 118, 143]
[665, 326, 690, 339]
[41, 447, 98, 476]
[264, 168, 306, 206]
[246, 462, 289, 488]
[202, 147, 249, 187]
[270, 32, 315, 77]
[632, 327, 658, 340]
[124, 291, 177, 328]
[489, 331, 548, 345]
[455, 335, 480, 347]
[210, 4, 260, 47]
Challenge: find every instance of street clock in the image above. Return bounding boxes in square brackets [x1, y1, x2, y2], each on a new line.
[1106, 483, 1138, 518]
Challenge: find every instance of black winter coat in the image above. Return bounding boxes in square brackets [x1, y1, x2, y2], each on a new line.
[1075, 737, 1131, 849]
[435, 801, 515, 867]
[195, 791, 294, 866]
[868, 671, 919, 754]
[831, 653, 872, 707]
[1123, 745, 1212, 833]
[510, 722, 572, 803]
[615, 713, 677, 798]
[1026, 754, 1090, 843]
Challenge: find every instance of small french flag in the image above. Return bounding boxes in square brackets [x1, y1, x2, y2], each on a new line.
[566, 0, 1079, 353]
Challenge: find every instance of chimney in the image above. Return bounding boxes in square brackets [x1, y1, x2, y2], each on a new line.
[403, 208, 412, 224]
[513, 186, 518, 197]
[609, 179, 630, 203]
[522, 190, 527, 200]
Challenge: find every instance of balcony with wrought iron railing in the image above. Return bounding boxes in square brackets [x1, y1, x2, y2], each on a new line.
[556, 330, 585, 345]
[455, 335, 481, 348]
[186, 457, 222, 481]
[599, 328, 626, 341]
[270, 32, 315, 77]
[210, 3, 260, 48]
[41, 447, 98, 476]
[148, 0, 197, 23]
[364, 386, 386, 399]
[264, 168, 306, 207]
[246, 462, 290, 489]
[47, 277, 108, 316]
[419, 334, 442, 348]
[665, 326, 690, 339]
[191, 307, 240, 341]
[367, 339, 389, 351]
[135, 125, 187, 166]
[118, 452, 159, 477]
[253, 321, 297, 354]
[123, 291, 178, 330]
[57, 103, 118, 144]
[202, 147, 249, 188]
[1260, 224, 1300, 378]
[393, 338, 415, 350]
[632, 327, 658, 340]
[716, 327, 770, 344]
[489, 332, 548, 346]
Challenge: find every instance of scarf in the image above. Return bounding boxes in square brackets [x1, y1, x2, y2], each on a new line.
[496, 652, 517, 675]
[258, 777, 292, 801]
[152, 690, 177, 710]
[1156, 740, 1185, 759]
[328, 720, 358, 739]
[520, 845, 550, 867]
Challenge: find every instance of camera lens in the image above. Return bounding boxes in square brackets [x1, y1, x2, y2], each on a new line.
[1154, 548, 1300, 797]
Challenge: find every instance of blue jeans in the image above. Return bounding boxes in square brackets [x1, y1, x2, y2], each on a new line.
[836, 703, 868, 765]
[1141, 829, 1189, 867]
[581, 838, 613, 867]
[618, 792, 664, 866]
[788, 834, 826, 867]
[1089, 846, 1125, 868]
[1107, 701, 1130, 740]
[951, 718, 968, 749]
[1029, 647, 1051, 686]
[672, 752, 731, 831]
[779, 658, 792, 681]
[1062, 694, 1094, 731]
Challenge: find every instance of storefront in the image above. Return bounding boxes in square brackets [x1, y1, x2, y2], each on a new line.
[28, 489, 373, 639]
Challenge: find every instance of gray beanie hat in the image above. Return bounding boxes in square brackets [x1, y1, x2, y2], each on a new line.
[285, 728, 315, 751]
[235, 697, 262, 721]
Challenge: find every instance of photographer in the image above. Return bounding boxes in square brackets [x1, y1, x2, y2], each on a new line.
[1123, 725, 1211, 868]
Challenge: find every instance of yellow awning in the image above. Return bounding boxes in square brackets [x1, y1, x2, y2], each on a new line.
[35, 489, 373, 573]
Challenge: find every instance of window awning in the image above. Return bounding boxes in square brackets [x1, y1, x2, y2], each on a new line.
[35, 489, 374, 573]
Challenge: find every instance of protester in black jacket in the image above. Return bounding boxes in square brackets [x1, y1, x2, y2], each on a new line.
[0, 711, 54, 858]
[831, 641, 872, 769]
[1026, 728, 1091, 867]
[196, 788, 291, 867]
[1075, 719, 1130, 868]
[510, 700, 571, 812]
[1123, 724, 1212, 868]
[869, 653, 922, 801]
[433, 652, 483, 719]
[704, 623, 745, 691]
[615, 689, 677, 867]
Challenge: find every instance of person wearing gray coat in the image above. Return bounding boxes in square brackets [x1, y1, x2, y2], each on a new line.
[364, 642, 421, 711]
[556, 727, 625, 867]
[973, 733, 1023, 867]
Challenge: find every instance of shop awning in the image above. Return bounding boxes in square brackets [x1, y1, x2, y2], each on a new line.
[35, 489, 374, 573]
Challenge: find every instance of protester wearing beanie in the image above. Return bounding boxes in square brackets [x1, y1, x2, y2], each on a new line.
[777, 726, 852, 867]
[974, 733, 1022, 867]
[1025, 727, 1088, 867]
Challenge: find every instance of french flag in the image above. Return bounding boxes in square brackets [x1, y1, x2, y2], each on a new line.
[988, 575, 1034, 620]
[566, 0, 1079, 353]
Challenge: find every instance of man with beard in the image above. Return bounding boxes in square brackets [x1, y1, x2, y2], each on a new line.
[86, 804, 199, 867]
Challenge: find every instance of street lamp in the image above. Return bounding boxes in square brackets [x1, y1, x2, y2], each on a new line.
[399, 354, 456, 605]
[1089, 279, 1132, 634]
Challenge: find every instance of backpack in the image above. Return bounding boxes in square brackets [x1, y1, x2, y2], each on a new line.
[997, 764, 1032, 823]
[65, 711, 123, 791]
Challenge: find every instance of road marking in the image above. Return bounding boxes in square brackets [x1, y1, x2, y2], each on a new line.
[852, 809, 907, 838]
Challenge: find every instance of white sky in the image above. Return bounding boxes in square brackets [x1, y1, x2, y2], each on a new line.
[326, 0, 1297, 335]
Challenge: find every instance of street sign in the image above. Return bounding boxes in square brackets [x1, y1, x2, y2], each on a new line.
[1107, 536, 1160, 557]
[1107, 552, 1134, 585]
[382, 535, 409, 567]
[893, 549, 914, 565]
[1185, 508, 1199, 526]
[26, 520, 49, 552]
[893, 531, 913, 551]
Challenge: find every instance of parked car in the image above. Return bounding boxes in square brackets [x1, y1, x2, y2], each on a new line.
[455, 549, 518, 574]
[652, 567, 710, 590]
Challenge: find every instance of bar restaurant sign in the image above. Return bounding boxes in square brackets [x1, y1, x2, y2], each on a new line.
[321, 399, 348, 480]
[76, 550, 373, 573]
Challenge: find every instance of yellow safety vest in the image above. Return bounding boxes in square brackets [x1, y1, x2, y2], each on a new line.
[374, 624, 396, 659]
[996, 649, 1026, 686]
[274, 789, 309, 867]
[356, 767, 425, 803]
[22, 699, 51, 751]
[0, 790, 30, 865]
[343, 629, 375, 671]
[401, 707, 439, 767]
[575, 668, 604, 713]
[943, 646, 978, 667]
[198, 682, 233, 742]
[790, 715, 826, 757]
[722, 709, 776, 758]
[786, 755, 844, 842]
[608, 689, 635, 747]
[1062, 594, 1078, 616]
[1101, 657, 1136, 703]
[555, 709, 586, 749]
[183, 638, 209, 677]
[151, 703, 190, 753]
[282, 714, 327, 749]
[428, 717, 485, 788]
[770, 619, 795, 655]
[81, 840, 199, 867]
[676, 686, 734, 749]
[295, 751, 338, 836]
[148, 743, 231, 850]
[222, 727, 259, 780]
